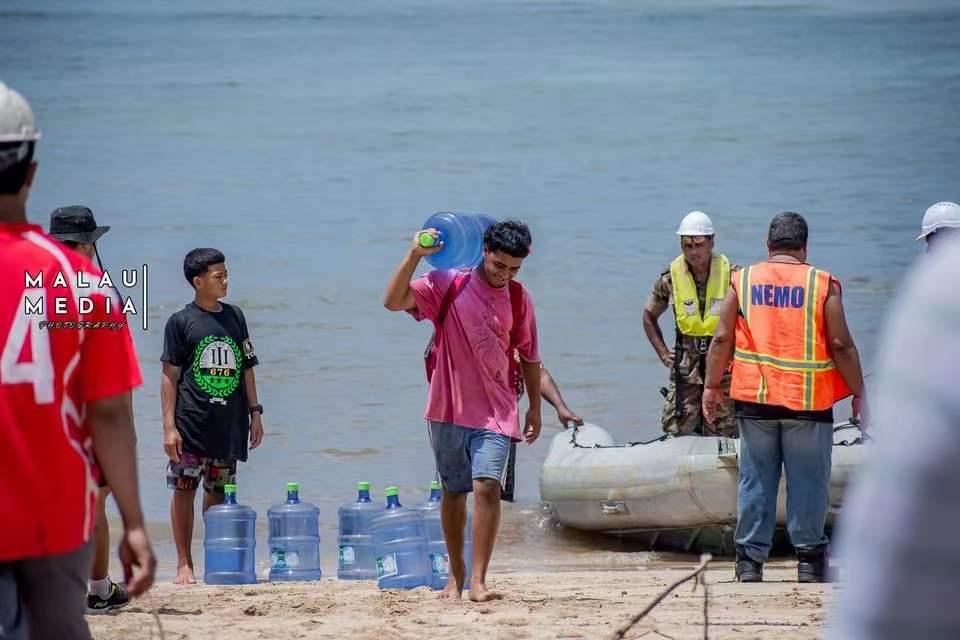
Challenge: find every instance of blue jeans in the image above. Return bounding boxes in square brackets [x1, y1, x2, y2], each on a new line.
[735, 418, 833, 563]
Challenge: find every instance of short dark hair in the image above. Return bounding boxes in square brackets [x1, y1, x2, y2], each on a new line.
[183, 248, 226, 287]
[768, 212, 808, 252]
[0, 142, 35, 195]
[484, 220, 532, 259]
[62, 240, 80, 249]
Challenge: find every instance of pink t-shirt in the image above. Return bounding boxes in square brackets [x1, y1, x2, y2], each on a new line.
[409, 268, 540, 441]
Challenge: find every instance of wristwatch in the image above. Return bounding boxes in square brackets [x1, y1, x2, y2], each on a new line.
[249, 404, 264, 416]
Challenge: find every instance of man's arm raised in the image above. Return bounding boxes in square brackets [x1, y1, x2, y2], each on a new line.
[383, 230, 443, 311]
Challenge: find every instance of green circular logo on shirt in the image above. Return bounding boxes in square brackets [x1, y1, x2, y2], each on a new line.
[192, 335, 243, 398]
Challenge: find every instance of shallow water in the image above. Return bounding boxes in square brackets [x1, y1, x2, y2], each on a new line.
[3, 0, 957, 577]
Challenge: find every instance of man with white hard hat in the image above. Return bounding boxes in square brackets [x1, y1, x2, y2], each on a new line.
[0, 82, 155, 639]
[642, 211, 737, 437]
[917, 201, 960, 252]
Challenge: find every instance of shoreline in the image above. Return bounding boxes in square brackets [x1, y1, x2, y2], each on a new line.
[89, 561, 831, 640]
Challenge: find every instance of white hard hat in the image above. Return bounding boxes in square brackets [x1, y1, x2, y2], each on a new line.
[916, 201, 960, 240]
[0, 83, 41, 143]
[676, 210, 715, 236]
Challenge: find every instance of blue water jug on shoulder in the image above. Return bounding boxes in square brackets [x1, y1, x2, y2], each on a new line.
[417, 481, 473, 590]
[419, 212, 497, 271]
[337, 481, 380, 580]
[203, 484, 257, 585]
[267, 482, 322, 582]
[370, 486, 431, 589]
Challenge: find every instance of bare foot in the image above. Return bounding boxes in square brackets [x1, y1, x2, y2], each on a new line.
[468, 579, 502, 603]
[438, 560, 466, 600]
[174, 564, 196, 584]
[438, 577, 462, 600]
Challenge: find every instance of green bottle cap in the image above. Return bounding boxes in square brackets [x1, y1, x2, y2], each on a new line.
[286, 482, 300, 493]
[385, 486, 399, 497]
[430, 480, 441, 490]
[358, 481, 371, 491]
[224, 484, 237, 495]
[417, 231, 437, 248]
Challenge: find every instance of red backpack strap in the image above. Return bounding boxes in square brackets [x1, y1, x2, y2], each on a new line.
[435, 271, 471, 328]
[508, 280, 524, 347]
[507, 281, 527, 398]
[425, 272, 471, 383]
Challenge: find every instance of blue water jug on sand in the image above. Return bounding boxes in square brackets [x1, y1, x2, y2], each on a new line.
[370, 486, 431, 589]
[338, 481, 381, 580]
[419, 212, 497, 271]
[203, 484, 257, 585]
[417, 481, 474, 590]
[267, 482, 322, 582]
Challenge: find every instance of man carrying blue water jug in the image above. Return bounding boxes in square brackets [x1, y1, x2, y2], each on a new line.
[384, 219, 542, 602]
[161, 248, 265, 584]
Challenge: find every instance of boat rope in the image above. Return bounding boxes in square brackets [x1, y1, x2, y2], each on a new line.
[833, 418, 869, 446]
[569, 421, 867, 448]
[609, 553, 713, 640]
[568, 427, 669, 449]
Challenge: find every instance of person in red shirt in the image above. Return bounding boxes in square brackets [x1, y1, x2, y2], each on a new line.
[0, 83, 155, 640]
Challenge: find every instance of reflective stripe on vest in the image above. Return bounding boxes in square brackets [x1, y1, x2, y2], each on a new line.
[730, 261, 851, 411]
[670, 253, 731, 337]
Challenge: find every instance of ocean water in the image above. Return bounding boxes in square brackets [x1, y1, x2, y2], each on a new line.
[2, 0, 958, 577]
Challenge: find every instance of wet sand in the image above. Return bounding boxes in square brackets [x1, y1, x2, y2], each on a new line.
[89, 561, 831, 640]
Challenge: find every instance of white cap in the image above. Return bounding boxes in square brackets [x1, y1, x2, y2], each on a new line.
[916, 201, 960, 240]
[0, 83, 41, 143]
[676, 210, 715, 236]
[0, 83, 40, 174]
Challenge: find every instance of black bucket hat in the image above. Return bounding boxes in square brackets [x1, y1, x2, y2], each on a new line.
[48, 205, 110, 244]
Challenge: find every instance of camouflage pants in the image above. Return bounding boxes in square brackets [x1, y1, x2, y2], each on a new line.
[660, 374, 738, 438]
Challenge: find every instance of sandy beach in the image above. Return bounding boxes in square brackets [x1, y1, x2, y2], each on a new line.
[88, 560, 831, 640]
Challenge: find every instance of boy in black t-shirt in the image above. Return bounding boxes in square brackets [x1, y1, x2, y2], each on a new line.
[161, 248, 264, 585]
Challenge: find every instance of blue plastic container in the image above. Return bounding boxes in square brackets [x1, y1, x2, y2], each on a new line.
[203, 484, 257, 585]
[337, 481, 381, 580]
[267, 482, 322, 582]
[370, 486, 431, 589]
[418, 481, 473, 590]
[420, 212, 497, 270]
[474, 213, 497, 238]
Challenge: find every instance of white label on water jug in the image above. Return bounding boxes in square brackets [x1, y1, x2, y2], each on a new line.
[271, 549, 300, 569]
[376, 553, 398, 578]
[429, 552, 450, 575]
[339, 545, 356, 565]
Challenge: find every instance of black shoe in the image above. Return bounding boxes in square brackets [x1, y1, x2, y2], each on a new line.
[797, 545, 829, 583]
[86, 580, 130, 614]
[735, 554, 763, 583]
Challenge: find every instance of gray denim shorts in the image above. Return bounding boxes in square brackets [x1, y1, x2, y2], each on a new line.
[0, 541, 95, 640]
[428, 421, 512, 494]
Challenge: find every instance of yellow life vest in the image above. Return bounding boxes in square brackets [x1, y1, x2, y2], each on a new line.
[670, 253, 731, 337]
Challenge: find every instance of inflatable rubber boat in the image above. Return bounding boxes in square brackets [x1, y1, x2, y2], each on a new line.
[539, 422, 866, 554]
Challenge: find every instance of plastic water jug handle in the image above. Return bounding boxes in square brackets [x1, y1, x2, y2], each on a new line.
[600, 501, 628, 515]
